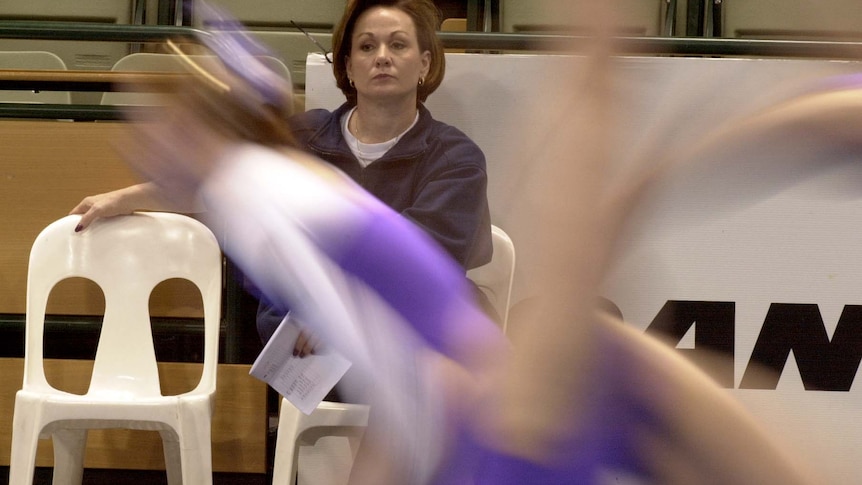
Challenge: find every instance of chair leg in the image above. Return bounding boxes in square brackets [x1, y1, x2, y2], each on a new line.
[160, 429, 183, 485]
[176, 402, 214, 485]
[8, 400, 41, 485]
[50, 428, 87, 485]
[272, 399, 303, 485]
[177, 435, 213, 485]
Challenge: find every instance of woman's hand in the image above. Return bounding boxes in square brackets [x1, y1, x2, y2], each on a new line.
[69, 189, 138, 232]
[69, 183, 168, 232]
[293, 328, 321, 358]
[69, 181, 202, 232]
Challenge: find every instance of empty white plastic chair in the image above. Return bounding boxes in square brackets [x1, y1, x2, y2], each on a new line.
[8, 212, 222, 485]
[237, 32, 332, 89]
[101, 52, 292, 107]
[0, 51, 72, 104]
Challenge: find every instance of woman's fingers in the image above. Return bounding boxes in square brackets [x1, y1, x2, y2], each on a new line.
[293, 329, 320, 358]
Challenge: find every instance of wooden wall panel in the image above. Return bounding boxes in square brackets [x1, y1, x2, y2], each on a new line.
[0, 119, 203, 317]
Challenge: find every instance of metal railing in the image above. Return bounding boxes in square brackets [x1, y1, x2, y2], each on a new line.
[2, 21, 862, 118]
[0, 20, 206, 43]
[438, 32, 862, 59]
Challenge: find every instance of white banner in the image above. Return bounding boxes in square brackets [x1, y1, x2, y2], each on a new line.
[308, 52, 862, 483]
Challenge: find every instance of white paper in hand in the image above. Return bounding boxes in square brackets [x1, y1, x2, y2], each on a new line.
[250, 316, 352, 414]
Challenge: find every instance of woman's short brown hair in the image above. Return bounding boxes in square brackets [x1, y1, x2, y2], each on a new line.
[331, 0, 445, 107]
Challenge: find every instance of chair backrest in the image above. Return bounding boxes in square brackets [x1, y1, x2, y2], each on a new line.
[24, 213, 222, 398]
[0, 0, 134, 73]
[239, 32, 332, 90]
[467, 225, 515, 332]
[0, 51, 72, 104]
[0, 0, 134, 23]
[100, 52, 292, 106]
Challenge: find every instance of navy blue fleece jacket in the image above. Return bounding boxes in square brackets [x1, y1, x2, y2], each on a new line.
[256, 102, 493, 341]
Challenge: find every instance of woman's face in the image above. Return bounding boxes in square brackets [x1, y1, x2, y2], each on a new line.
[346, 6, 431, 105]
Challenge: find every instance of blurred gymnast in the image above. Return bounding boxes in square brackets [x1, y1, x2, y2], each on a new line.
[73, 0, 843, 482]
[110, 45, 840, 482]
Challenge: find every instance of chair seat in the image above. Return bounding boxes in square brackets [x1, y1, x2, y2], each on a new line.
[16, 388, 211, 426]
[272, 399, 369, 485]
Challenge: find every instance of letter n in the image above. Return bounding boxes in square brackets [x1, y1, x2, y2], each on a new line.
[740, 304, 862, 391]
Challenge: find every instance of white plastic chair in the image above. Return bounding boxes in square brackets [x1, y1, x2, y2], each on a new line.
[0, 51, 72, 104]
[8, 212, 222, 485]
[100, 52, 292, 107]
[468, 225, 516, 332]
[271, 225, 516, 485]
[235, 31, 332, 89]
[271, 401, 370, 485]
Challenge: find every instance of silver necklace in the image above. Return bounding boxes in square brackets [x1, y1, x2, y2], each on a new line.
[349, 110, 399, 164]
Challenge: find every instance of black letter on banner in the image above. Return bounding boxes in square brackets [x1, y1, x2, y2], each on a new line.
[740, 304, 862, 391]
[644, 300, 735, 388]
